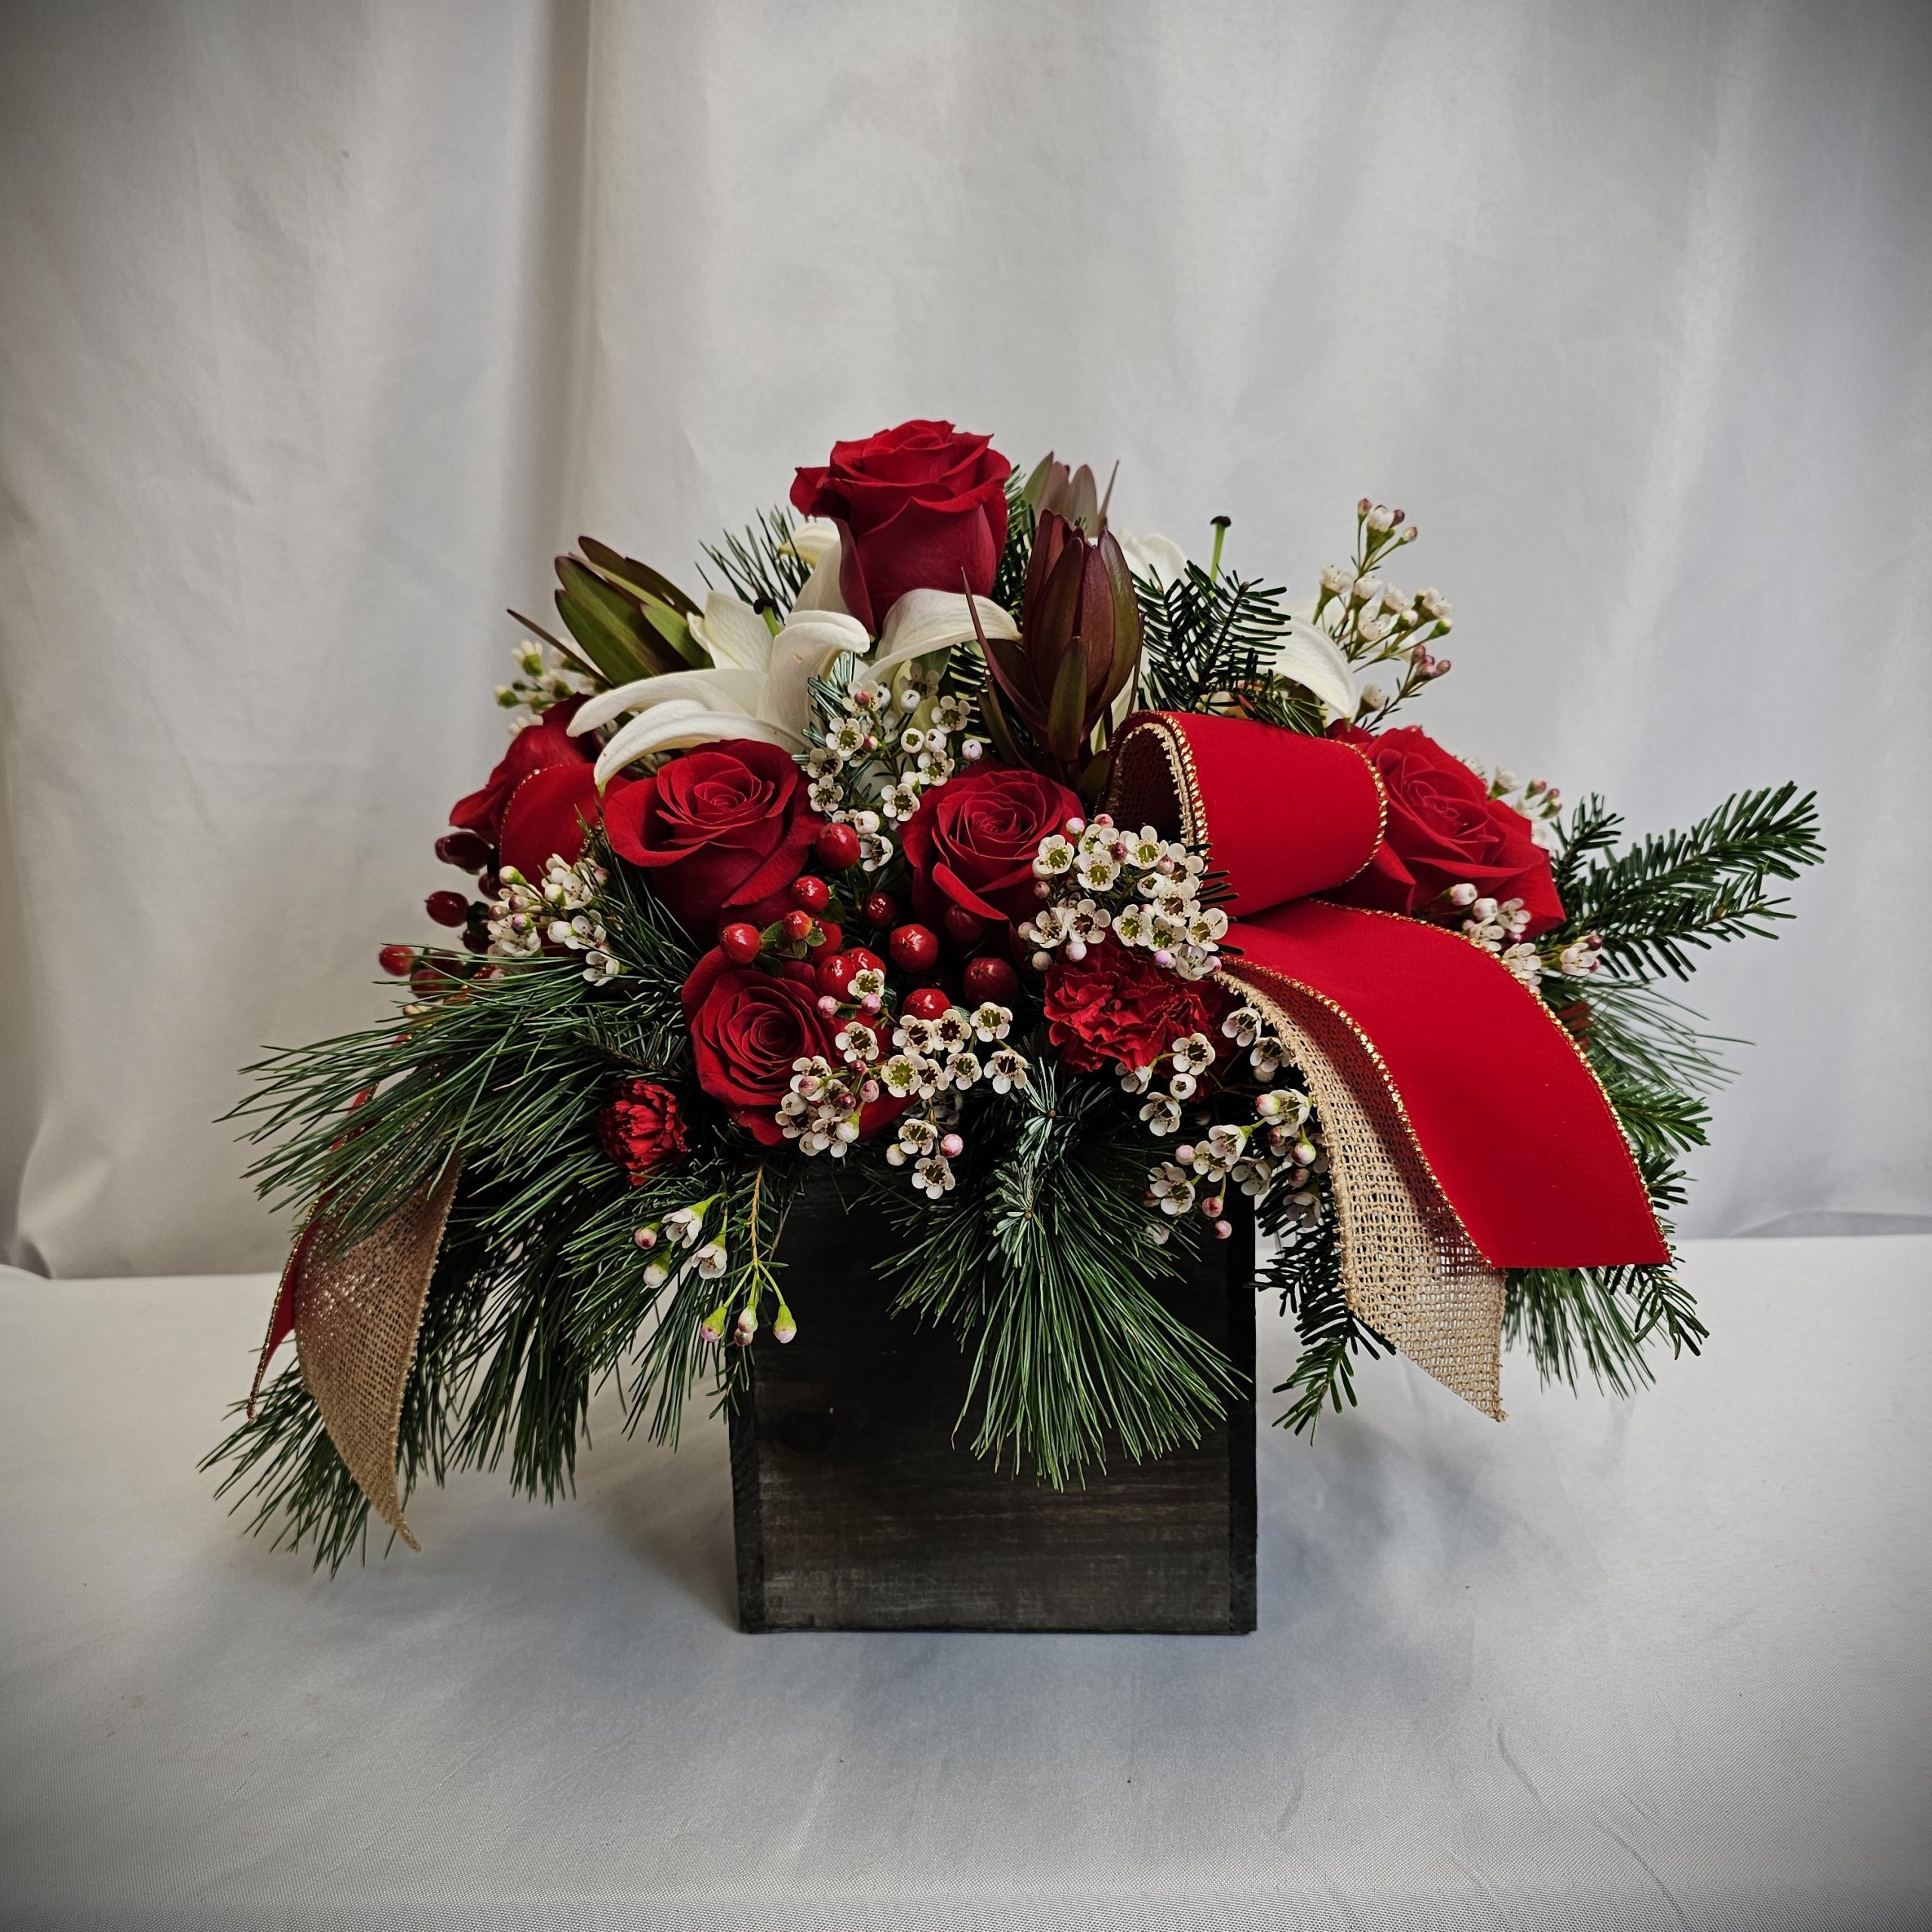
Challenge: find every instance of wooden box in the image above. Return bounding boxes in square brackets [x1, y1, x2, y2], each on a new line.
[728, 1180, 1256, 1634]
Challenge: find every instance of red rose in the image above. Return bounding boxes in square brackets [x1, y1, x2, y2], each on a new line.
[901, 763, 1081, 926]
[680, 949, 909, 1146]
[1327, 724, 1564, 936]
[1042, 937, 1234, 1074]
[681, 950, 837, 1145]
[598, 1078, 690, 1183]
[449, 697, 614, 875]
[789, 420, 1012, 632]
[602, 740, 820, 939]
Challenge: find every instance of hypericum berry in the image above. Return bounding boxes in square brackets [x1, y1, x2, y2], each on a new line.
[861, 890, 898, 928]
[889, 923, 940, 973]
[903, 986, 951, 1021]
[942, 906, 987, 948]
[719, 921, 763, 965]
[377, 943, 416, 977]
[961, 955, 1019, 1004]
[814, 822, 863, 870]
[425, 889, 470, 928]
[781, 909, 815, 945]
[790, 875, 831, 914]
[434, 829, 492, 871]
[409, 961, 454, 1001]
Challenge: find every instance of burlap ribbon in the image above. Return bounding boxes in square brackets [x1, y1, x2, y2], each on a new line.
[1107, 709, 1667, 1419]
[250, 1164, 460, 1549]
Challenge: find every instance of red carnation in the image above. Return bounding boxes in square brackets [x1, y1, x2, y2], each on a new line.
[598, 1079, 690, 1183]
[1042, 937, 1234, 1074]
[1327, 723, 1564, 936]
[789, 420, 1012, 632]
[901, 763, 1082, 928]
[602, 739, 820, 940]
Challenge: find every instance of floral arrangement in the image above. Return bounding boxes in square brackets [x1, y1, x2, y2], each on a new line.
[210, 420, 1821, 1567]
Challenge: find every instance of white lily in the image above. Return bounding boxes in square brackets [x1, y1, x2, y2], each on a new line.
[574, 547, 1017, 789]
[1269, 617, 1359, 721]
[1115, 530, 1189, 589]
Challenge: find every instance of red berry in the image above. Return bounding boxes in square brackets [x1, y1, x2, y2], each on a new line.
[781, 909, 815, 944]
[889, 923, 940, 973]
[963, 955, 1020, 1004]
[425, 889, 470, 928]
[377, 943, 416, 977]
[903, 986, 951, 1020]
[460, 930, 488, 955]
[790, 875, 831, 914]
[719, 921, 763, 965]
[812, 918, 842, 955]
[942, 905, 987, 948]
[434, 829, 493, 871]
[862, 891, 897, 928]
[816, 952, 857, 999]
[814, 822, 863, 870]
[410, 962, 454, 1001]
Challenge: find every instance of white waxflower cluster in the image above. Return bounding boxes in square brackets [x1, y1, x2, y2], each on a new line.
[801, 675, 987, 859]
[1139, 1004, 1324, 1245]
[1020, 813, 1227, 982]
[486, 855, 619, 980]
[640, 1196, 798, 1350]
[779, 1001, 1026, 1199]
[493, 639, 589, 728]
[1118, 1030, 1221, 1135]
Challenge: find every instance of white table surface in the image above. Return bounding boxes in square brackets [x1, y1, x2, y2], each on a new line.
[3, 1236, 1928, 1931]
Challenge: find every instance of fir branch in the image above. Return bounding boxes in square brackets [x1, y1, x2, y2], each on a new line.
[1555, 784, 1823, 980]
[1135, 565, 1296, 715]
[1260, 1192, 1385, 1436]
[700, 506, 811, 616]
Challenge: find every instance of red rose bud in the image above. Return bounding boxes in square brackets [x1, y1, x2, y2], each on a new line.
[861, 891, 897, 928]
[435, 829, 494, 872]
[719, 922, 763, 965]
[942, 905, 987, 948]
[377, 943, 416, 977]
[903, 986, 951, 1021]
[814, 822, 863, 870]
[781, 909, 815, 944]
[789, 420, 1011, 632]
[889, 924, 940, 973]
[598, 1078, 691, 1185]
[790, 875, 831, 914]
[425, 890, 471, 928]
[962, 955, 1019, 1004]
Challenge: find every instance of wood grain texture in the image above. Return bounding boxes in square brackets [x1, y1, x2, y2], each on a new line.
[729, 1178, 1256, 1634]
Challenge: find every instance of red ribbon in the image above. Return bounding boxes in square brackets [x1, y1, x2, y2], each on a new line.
[1110, 712, 1666, 1270]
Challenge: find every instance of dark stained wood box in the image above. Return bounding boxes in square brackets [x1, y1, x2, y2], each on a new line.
[728, 1178, 1257, 1634]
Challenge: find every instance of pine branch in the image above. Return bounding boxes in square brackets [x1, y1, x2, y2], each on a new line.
[866, 1060, 1240, 1481]
[1555, 784, 1823, 980]
[700, 507, 811, 616]
[1505, 1260, 1706, 1400]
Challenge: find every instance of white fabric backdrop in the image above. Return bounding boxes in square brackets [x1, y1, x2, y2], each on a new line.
[2, 0, 1928, 1276]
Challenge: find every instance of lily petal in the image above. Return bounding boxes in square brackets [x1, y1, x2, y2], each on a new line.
[761, 610, 874, 737]
[569, 667, 764, 734]
[1115, 531, 1189, 589]
[783, 518, 840, 568]
[866, 589, 1020, 686]
[1269, 619, 1359, 720]
[594, 702, 801, 787]
[789, 542, 848, 617]
[690, 591, 774, 676]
